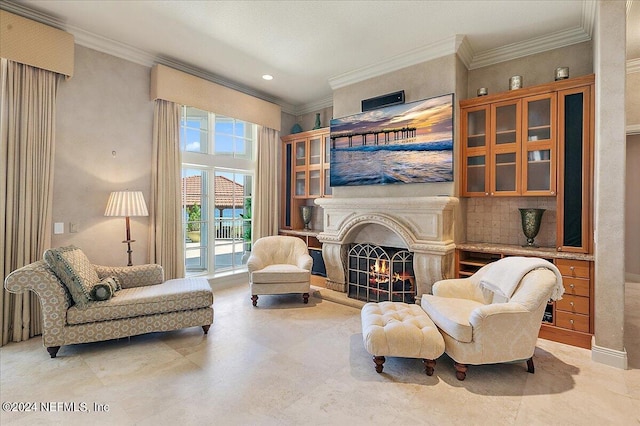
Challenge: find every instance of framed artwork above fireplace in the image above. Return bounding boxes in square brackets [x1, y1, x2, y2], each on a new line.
[329, 93, 454, 187]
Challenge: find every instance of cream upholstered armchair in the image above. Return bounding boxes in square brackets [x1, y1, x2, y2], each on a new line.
[247, 236, 313, 307]
[421, 257, 564, 380]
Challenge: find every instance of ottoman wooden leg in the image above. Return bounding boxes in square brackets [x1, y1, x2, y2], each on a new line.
[373, 356, 386, 373]
[202, 325, 210, 334]
[251, 295, 258, 306]
[422, 358, 436, 376]
[302, 293, 309, 304]
[454, 362, 468, 381]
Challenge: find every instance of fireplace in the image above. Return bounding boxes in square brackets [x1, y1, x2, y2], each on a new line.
[315, 196, 458, 298]
[348, 243, 415, 303]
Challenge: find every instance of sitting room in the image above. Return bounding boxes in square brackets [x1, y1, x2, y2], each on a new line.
[1, 1, 639, 424]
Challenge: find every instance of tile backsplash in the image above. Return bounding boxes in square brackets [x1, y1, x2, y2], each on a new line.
[465, 197, 557, 248]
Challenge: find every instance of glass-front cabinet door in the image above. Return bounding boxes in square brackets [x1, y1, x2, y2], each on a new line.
[490, 100, 521, 195]
[461, 105, 490, 196]
[522, 93, 556, 195]
[293, 139, 307, 198]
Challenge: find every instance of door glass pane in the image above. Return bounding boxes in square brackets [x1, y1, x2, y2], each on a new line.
[527, 149, 551, 191]
[183, 168, 208, 272]
[527, 99, 551, 141]
[466, 155, 485, 193]
[495, 152, 516, 191]
[213, 171, 252, 272]
[495, 104, 517, 144]
[467, 110, 486, 148]
[295, 141, 306, 167]
[309, 138, 321, 165]
[309, 170, 321, 196]
[295, 171, 305, 196]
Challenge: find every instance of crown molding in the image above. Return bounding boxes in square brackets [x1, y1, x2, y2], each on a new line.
[628, 0, 635, 16]
[329, 35, 462, 90]
[628, 58, 640, 74]
[628, 124, 640, 135]
[456, 35, 474, 69]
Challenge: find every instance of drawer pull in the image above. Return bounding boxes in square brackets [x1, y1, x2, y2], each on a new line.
[570, 319, 574, 325]
[570, 301, 574, 307]
[570, 266, 575, 271]
[569, 284, 575, 289]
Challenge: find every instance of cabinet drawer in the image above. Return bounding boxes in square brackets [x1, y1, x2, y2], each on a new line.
[555, 259, 590, 278]
[556, 295, 590, 315]
[562, 277, 590, 297]
[555, 311, 590, 333]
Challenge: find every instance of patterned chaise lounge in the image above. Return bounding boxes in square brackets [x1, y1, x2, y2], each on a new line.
[4, 246, 214, 358]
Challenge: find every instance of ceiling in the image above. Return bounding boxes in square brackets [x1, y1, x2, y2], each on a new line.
[3, 1, 638, 114]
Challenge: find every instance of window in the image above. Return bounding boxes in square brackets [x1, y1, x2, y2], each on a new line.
[180, 106, 256, 276]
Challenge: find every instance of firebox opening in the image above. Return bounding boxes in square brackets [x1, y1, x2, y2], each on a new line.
[347, 243, 415, 303]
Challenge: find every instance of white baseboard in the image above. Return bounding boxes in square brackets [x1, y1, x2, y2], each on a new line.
[626, 272, 640, 283]
[591, 338, 628, 369]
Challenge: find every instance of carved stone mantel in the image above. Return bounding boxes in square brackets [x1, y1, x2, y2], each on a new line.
[314, 196, 458, 297]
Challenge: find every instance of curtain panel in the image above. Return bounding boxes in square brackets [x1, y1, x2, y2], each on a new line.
[149, 100, 185, 279]
[253, 126, 280, 240]
[1, 59, 61, 346]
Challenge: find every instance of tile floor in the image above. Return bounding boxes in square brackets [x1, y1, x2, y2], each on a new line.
[1, 282, 638, 425]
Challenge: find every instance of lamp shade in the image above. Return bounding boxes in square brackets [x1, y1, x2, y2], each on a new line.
[104, 191, 149, 217]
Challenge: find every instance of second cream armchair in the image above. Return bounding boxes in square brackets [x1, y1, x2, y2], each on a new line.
[420, 257, 563, 380]
[247, 236, 313, 307]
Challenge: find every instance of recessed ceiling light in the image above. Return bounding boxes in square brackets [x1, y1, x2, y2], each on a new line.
[262, 74, 273, 81]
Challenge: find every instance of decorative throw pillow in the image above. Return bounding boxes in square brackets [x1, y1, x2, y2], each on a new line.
[90, 282, 113, 301]
[100, 276, 122, 293]
[43, 246, 99, 308]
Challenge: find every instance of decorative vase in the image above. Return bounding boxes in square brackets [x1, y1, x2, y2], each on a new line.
[519, 208, 545, 247]
[300, 206, 313, 230]
[313, 113, 321, 130]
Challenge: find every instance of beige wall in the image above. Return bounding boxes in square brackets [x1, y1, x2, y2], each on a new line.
[627, 71, 640, 127]
[292, 107, 334, 136]
[627, 134, 640, 280]
[52, 45, 154, 266]
[467, 41, 593, 100]
[331, 54, 458, 199]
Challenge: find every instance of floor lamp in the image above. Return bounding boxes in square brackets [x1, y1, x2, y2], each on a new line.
[105, 191, 149, 266]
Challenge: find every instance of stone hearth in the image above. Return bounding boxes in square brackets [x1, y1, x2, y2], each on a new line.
[314, 196, 458, 297]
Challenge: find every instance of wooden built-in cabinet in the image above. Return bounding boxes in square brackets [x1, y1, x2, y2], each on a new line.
[461, 75, 594, 202]
[556, 84, 593, 253]
[281, 128, 332, 231]
[461, 75, 594, 254]
[455, 245, 594, 349]
[461, 92, 556, 197]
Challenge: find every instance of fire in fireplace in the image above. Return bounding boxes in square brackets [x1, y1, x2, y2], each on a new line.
[347, 243, 415, 303]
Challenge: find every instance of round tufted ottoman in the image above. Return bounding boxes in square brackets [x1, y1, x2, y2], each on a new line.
[361, 301, 445, 375]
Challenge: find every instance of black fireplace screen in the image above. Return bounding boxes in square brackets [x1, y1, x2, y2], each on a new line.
[347, 243, 415, 303]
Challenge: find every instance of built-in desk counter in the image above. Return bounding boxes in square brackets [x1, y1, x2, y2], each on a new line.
[455, 242, 594, 349]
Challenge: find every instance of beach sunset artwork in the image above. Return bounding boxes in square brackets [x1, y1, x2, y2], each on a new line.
[329, 93, 454, 187]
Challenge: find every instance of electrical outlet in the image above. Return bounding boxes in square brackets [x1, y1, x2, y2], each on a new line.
[69, 222, 79, 233]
